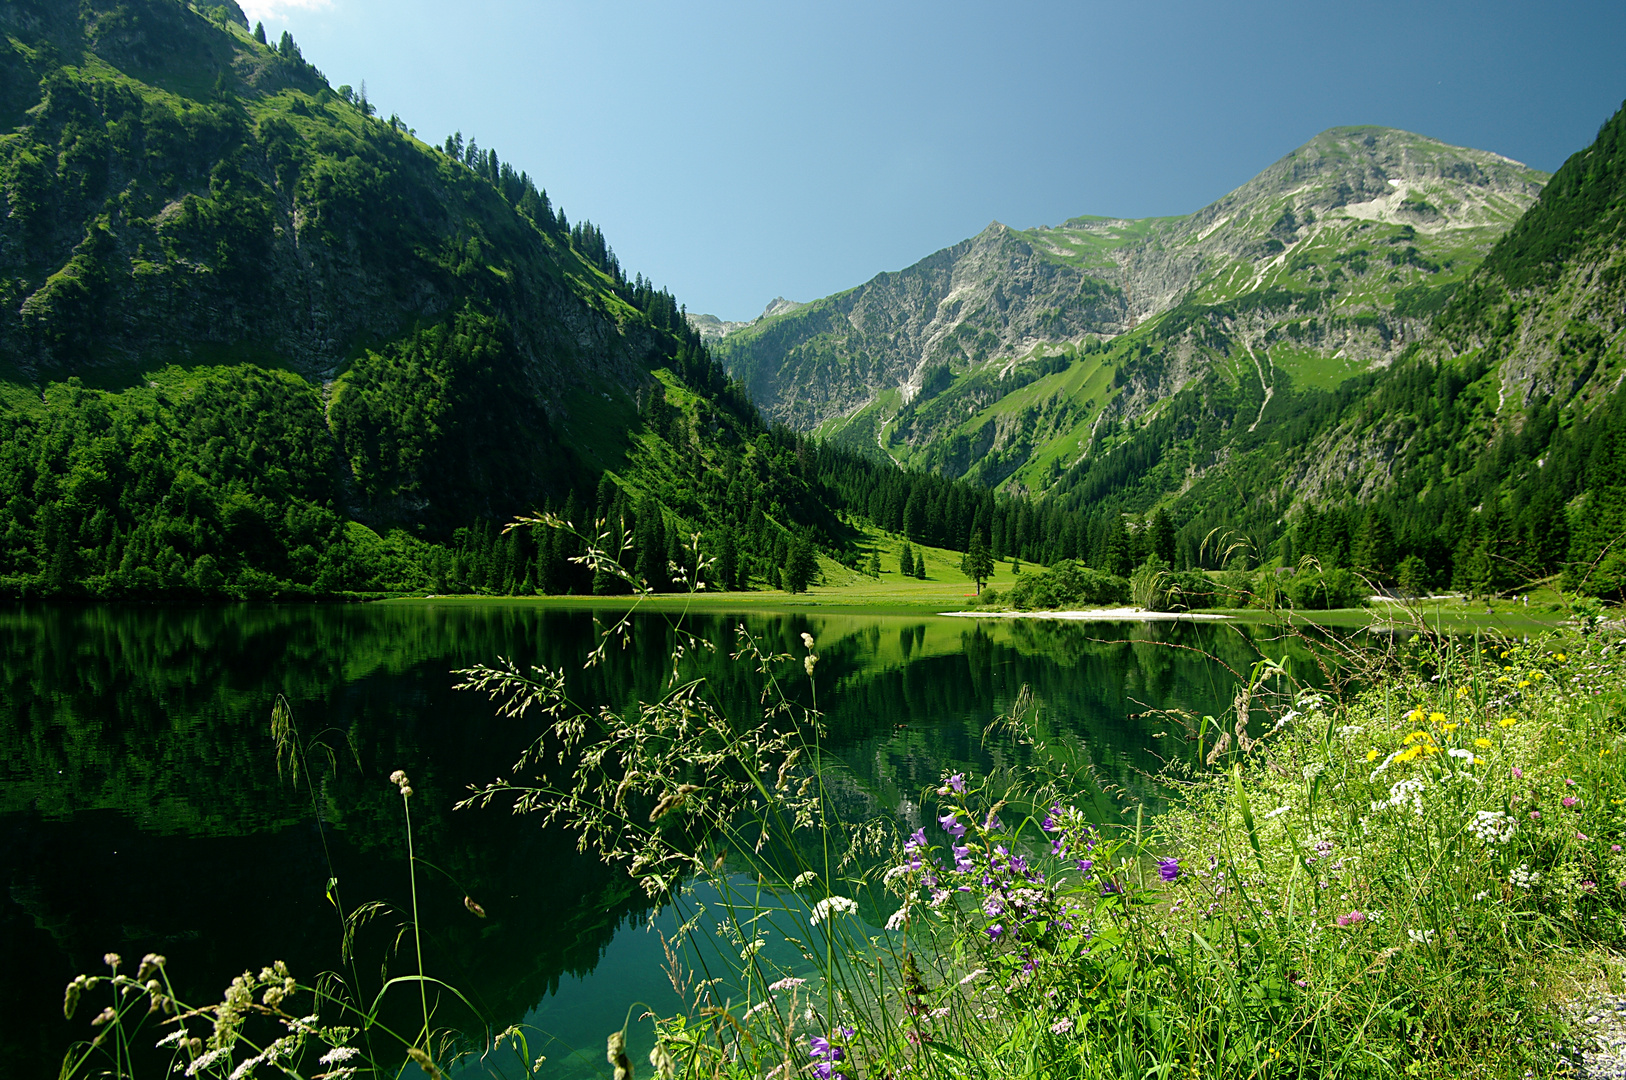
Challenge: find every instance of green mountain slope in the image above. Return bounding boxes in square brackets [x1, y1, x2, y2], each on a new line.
[0, 0, 841, 597]
[1043, 100, 1626, 597]
[713, 128, 1546, 494]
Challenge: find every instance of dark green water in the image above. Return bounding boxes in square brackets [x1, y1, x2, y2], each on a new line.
[0, 601, 1311, 1077]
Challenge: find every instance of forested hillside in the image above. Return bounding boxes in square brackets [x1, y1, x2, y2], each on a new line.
[0, 0, 871, 598]
[1037, 100, 1626, 598]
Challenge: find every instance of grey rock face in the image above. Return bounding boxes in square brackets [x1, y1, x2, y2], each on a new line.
[717, 126, 1547, 451]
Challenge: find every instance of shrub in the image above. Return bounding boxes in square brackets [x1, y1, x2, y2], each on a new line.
[1007, 559, 1129, 610]
[1286, 566, 1367, 609]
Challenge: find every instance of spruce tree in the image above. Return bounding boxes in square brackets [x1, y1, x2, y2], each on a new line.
[963, 533, 994, 593]
[783, 533, 817, 593]
[900, 543, 914, 577]
[634, 500, 668, 591]
[1149, 509, 1176, 567]
[1106, 517, 1133, 577]
[539, 528, 564, 595]
[1355, 509, 1396, 581]
[717, 529, 738, 591]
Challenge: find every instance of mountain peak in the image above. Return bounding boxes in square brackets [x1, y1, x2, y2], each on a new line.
[715, 121, 1551, 464]
[760, 296, 804, 319]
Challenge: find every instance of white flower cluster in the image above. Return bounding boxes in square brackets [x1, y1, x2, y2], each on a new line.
[1510, 864, 1541, 889]
[808, 895, 858, 926]
[1469, 809, 1516, 845]
[1374, 777, 1426, 817]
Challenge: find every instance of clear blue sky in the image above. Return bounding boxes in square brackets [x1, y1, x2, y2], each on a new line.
[245, 0, 1626, 322]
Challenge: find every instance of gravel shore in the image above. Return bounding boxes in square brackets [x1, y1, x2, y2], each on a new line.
[1565, 995, 1626, 1078]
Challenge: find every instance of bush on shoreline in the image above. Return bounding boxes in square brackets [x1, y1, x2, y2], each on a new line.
[985, 556, 1371, 613]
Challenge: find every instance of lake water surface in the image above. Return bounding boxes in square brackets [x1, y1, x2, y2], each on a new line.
[0, 601, 1315, 1077]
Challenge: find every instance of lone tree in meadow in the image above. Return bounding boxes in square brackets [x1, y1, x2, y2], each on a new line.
[962, 533, 994, 594]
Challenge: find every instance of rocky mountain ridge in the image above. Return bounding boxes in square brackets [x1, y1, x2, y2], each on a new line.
[714, 127, 1548, 493]
[688, 295, 802, 342]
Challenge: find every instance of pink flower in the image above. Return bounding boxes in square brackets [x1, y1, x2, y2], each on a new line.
[1578, 832, 1590, 841]
[1566, 778, 1577, 786]
[1512, 768, 1524, 780]
[1564, 797, 1579, 808]
[1530, 811, 1541, 820]
[1336, 911, 1365, 926]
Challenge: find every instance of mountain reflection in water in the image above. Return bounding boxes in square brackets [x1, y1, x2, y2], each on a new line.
[0, 601, 1315, 1077]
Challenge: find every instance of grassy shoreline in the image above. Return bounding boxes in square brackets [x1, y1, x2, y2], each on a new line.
[378, 586, 1572, 633]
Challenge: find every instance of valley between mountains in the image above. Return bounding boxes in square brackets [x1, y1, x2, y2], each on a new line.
[0, 0, 1623, 607]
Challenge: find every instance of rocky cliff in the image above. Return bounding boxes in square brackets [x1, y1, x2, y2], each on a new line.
[714, 127, 1548, 493]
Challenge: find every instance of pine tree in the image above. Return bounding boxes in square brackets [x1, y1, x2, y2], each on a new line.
[1396, 555, 1429, 597]
[903, 489, 924, 541]
[866, 545, 881, 577]
[253, 21, 267, 44]
[538, 527, 564, 595]
[1354, 508, 1396, 581]
[717, 528, 738, 591]
[963, 533, 993, 593]
[1149, 509, 1176, 567]
[1106, 517, 1133, 576]
[783, 533, 817, 594]
[900, 542, 914, 577]
[634, 500, 668, 591]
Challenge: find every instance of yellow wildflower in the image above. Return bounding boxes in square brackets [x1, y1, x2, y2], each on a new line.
[1456, 687, 1470, 699]
[1402, 730, 1432, 745]
[1517, 680, 1531, 689]
[1444, 722, 1460, 733]
[1498, 717, 1517, 728]
[1429, 711, 1447, 725]
[1557, 653, 1568, 661]
[1365, 749, 1380, 762]
[1474, 738, 1492, 749]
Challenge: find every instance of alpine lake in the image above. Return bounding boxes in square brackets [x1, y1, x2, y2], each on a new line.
[0, 599, 1410, 1078]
